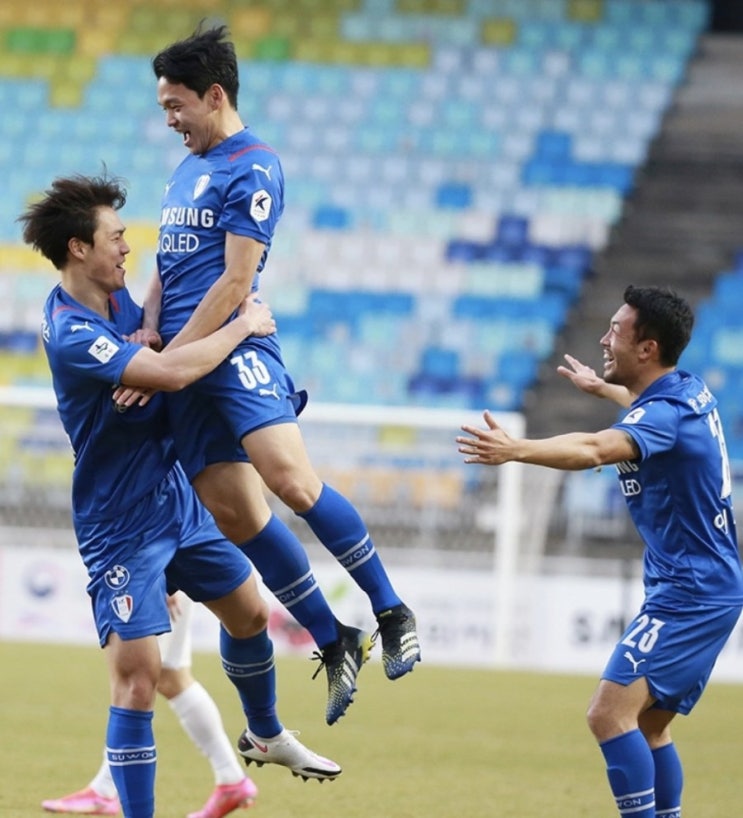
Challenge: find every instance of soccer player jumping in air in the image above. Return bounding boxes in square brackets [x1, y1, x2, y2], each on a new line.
[457, 285, 743, 818]
[116, 24, 420, 727]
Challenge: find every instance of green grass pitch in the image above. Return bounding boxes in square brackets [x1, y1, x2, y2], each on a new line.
[1, 641, 741, 817]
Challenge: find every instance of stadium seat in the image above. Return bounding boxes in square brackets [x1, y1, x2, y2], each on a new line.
[0, 0, 706, 408]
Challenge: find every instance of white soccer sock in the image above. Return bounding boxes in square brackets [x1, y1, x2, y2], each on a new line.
[89, 748, 118, 799]
[168, 681, 244, 785]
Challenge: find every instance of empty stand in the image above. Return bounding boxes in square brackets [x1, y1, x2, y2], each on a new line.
[0, 0, 710, 419]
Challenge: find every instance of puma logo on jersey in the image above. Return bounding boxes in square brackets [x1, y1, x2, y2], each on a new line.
[251, 162, 272, 179]
[623, 651, 646, 674]
[259, 384, 280, 399]
[71, 321, 94, 333]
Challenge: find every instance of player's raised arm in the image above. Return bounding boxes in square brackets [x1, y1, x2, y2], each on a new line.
[457, 409, 639, 469]
[557, 354, 633, 407]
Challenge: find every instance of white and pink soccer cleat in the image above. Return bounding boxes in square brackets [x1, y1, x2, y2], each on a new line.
[187, 778, 258, 818]
[42, 787, 120, 815]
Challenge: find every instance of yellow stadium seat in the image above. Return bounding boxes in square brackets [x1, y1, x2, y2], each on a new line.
[397, 0, 466, 13]
[231, 7, 273, 40]
[0, 246, 49, 273]
[122, 223, 160, 280]
[85, 5, 131, 31]
[481, 17, 517, 47]
[49, 78, 83, 108]
[567, 0, 604, 23]
[77, 28, 118, 59]
[307, 14, 340, 40]
[118, 30, 174, 56]
[268, 15, 303, 40]
[395, 42, 430, 68]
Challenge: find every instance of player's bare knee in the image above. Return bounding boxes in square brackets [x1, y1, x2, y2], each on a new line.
[265, 473, 320, 513]
[586, 701, 610, 739]
[113, 674, 158, 711]
[221, 597, 269, 639]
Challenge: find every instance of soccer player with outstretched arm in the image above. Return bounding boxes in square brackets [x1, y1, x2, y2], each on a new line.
[457, 285, 743, 818]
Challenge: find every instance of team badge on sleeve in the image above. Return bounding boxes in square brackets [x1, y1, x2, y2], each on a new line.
[88, 336, 120, 363]
[250, 189, 272, 222]
[621, 407, 646, 425]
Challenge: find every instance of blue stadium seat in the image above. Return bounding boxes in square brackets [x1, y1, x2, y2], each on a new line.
[312, 204, 353, 230]
[435, 181, 474, 210]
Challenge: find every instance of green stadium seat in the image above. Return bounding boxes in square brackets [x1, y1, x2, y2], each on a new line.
[5, 27, 75, 55]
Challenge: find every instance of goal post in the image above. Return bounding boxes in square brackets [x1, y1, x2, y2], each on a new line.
[296, 401, 528, 665]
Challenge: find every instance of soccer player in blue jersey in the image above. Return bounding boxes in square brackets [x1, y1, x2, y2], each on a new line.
[19, 174, 341, 818]
[42, 594, 259, 818]
[122, 23, 420, 727]
[457, 285, 743, 818]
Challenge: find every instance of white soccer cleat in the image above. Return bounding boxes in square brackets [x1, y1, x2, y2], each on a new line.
[237, 728, 342, 782]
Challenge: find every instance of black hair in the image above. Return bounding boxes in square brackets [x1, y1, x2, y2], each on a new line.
[623, 284, 694, 366]
[17, 173, 127, 270]
[152, 22, 239, 109]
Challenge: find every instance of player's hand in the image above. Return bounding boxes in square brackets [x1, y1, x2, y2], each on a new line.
[557, 353, 606, 395]
[112, 384, 155, 408]
[124, 328, 163, 351]
[457, 410, 515, 465]
[558, 353, 632, 407]
[239, 293, 276, 337]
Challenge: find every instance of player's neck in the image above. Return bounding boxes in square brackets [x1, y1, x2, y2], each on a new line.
[60, 277, 111, 320]
[630, 366, 676, 398]
[202, 110, 244, 152]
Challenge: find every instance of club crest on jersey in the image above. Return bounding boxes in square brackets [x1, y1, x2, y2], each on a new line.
[88, 336, 119, 363]
[193, 174, 211, 200]
[250, 189, 272, 222]
[105, 564, 130, 590]
[621, 407, 646, 425]
[111, 594, 134, 623]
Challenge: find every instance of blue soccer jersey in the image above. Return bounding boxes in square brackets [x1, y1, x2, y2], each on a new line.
[157, 127, 284, 343]
[612, 370, 743, 606]
[153, 126, 306, 476]
[41, 284, 176, 523]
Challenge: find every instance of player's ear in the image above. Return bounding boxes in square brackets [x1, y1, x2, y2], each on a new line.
[67, 236, 87, 262]
[639, 338, 659, 361]
[207, 83, 224, 110]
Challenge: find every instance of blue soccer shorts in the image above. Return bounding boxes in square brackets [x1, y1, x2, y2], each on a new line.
[602, 599, 742, 714]
[166, 334, 306, 481]
[78, 464, 252, 647]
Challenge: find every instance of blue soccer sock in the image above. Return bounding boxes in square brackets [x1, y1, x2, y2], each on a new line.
[600, 729, 656, 817]
[220, 625, 282, 739]
[239, 514, 338, 648]
[106, 706, 156, 818]
[299, 484, 401, 615]
[652, 743, 683, 818]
